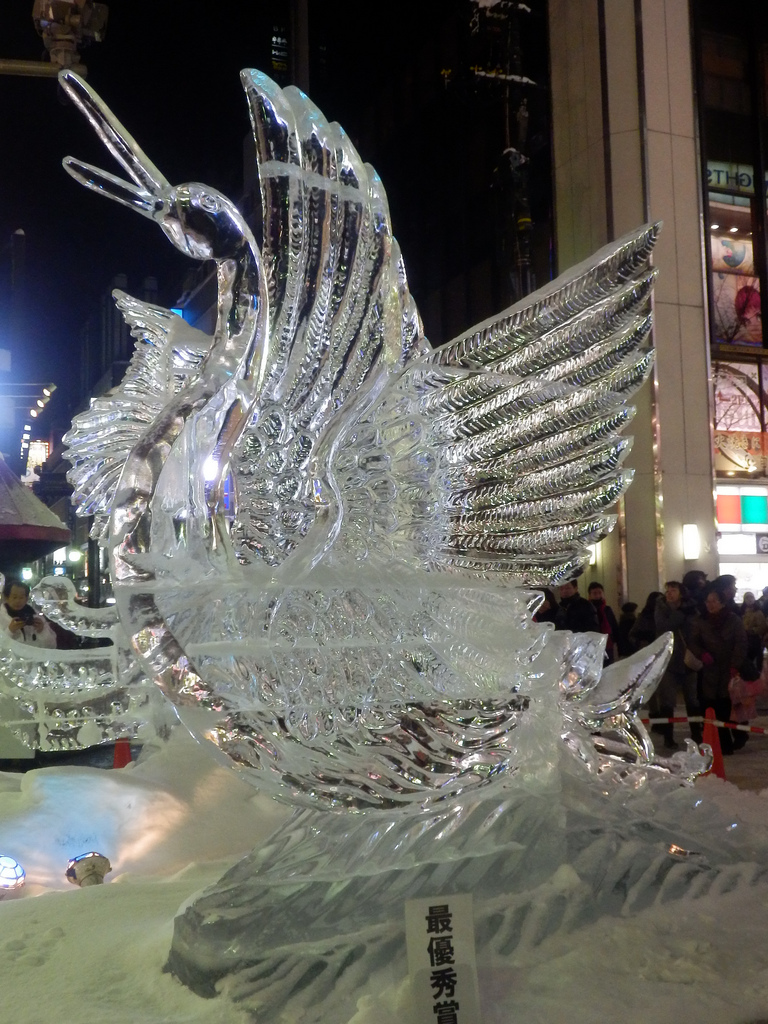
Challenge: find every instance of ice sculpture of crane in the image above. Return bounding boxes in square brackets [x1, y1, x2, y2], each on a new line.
[3, 67, 723, 1012]
[56, 68, 709, 812]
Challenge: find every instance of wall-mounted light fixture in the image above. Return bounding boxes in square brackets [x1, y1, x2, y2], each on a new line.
[683, 523, 701, 561]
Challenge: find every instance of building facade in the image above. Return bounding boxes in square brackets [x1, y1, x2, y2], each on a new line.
[548, 0, 768, 604]
[697, 2, 768, 597]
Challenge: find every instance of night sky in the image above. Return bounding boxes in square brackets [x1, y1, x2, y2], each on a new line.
[1, 2, 277, 412]
[1, 2, 550, 431]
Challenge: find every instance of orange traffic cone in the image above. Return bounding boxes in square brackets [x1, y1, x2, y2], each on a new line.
[702, 707, 726, 780]
[113, 738, 132, 768]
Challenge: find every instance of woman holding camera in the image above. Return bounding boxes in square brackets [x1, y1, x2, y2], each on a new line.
[0, 579, 57, 648]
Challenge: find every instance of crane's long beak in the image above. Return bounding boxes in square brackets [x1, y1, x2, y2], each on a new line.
[63, 157, 161, 218]
[59, 69, 170, 199]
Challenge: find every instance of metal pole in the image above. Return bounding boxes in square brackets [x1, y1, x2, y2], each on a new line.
[0, 58, 62, 77]
[87, 523, 100, 607]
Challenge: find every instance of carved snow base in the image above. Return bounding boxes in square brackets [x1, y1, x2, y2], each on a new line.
[166, 774, 768, 1022]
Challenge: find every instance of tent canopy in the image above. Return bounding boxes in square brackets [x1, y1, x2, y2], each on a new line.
[0, 454, 70, 571]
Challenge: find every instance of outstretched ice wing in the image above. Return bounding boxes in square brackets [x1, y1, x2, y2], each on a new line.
[422, 223, 659, 583]
[327, 223, 659, 586]
[63, 294, 211, 540]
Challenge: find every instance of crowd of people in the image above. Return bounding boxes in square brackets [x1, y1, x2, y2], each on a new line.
[534, 571, 768, 755]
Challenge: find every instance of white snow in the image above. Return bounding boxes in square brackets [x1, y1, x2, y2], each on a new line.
[2, 729, 768, 1024]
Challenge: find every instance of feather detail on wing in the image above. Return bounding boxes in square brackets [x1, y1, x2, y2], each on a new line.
[228, 72, 426, 567]
[423, 223, 659, 583]
[62, 291, 211, 540]
[328, 223, 660, 586]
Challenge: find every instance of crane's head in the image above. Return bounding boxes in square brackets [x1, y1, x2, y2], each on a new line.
[152, 183, 252, 261]
[59, 70, 253, 262]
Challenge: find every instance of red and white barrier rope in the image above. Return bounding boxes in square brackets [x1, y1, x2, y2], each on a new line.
[641, 716, 768, 736]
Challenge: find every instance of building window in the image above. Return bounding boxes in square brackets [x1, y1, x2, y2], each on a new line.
[697, 4, 768, 353]
[713, 360, 767, 475]
[709, 201, 761, 345]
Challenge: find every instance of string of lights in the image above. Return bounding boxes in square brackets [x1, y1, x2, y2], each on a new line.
[0, 382, 56, 463]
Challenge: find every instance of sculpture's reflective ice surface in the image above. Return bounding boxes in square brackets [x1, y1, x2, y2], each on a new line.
[0, 66, 725, 1012]
[0, 574, 172, 751]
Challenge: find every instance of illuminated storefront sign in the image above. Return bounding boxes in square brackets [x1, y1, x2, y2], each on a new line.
[715, 485, 768, 563]
[716, 486, 768, 530]
[27, 440, 49, 469]
[714, 431, 767, 474]
[707, 161, 768, 195]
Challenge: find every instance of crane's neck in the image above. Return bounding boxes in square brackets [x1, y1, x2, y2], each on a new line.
[212, 230, 268, 392]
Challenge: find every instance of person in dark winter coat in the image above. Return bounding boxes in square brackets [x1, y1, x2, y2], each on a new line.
[588, 581, 619, 664]
[713, 574, 738, 612]
[628, 591, 663, 651]
[682, 569, 708, 616]
[555, 580, 600, 634]
[739, 592, 766, 671]
[533, 588, 559, 625]
[653, 581, 701, 746]
[688, 586, 748, 755]
[615, 602, 638, 657]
